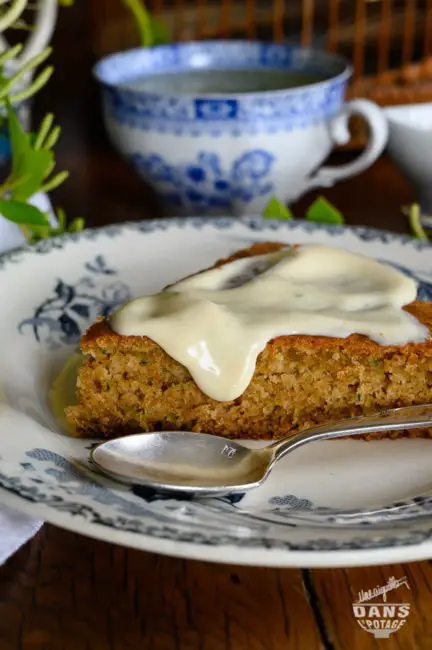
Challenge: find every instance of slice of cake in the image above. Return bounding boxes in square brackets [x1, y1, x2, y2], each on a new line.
[65, 242, 432, 440]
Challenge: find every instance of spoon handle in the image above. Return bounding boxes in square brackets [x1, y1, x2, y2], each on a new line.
[269, 404, 432, 466]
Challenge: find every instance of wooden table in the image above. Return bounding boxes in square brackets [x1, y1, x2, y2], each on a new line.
[2, 5, 432, 649]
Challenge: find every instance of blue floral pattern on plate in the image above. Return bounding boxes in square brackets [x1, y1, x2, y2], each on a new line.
[1, 448, 432, 552]
[18, 254, 131, 348]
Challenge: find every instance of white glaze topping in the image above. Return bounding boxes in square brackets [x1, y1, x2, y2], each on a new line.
[109, 245, 427, 401]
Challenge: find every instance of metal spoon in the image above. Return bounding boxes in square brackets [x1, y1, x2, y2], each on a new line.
[90, 404, 432, 498]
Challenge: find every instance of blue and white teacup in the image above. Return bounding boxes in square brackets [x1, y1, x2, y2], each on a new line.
[94, 41, 388, 216]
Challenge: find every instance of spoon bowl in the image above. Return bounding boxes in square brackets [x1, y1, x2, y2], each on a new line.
[91, 404, 432, 498]
[91, 431, 272, 496]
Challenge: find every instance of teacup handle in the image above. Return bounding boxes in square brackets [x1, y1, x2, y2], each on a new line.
[304, 99, 388, 192]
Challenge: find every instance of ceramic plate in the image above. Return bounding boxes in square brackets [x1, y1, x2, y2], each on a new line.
[2, 217, 432, 568]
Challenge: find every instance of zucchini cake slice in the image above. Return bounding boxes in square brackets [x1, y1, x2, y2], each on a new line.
[65, 242, 432, 440]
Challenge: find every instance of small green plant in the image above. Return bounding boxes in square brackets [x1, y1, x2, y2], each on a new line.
[0, 101, 82, 241]
[305, 196, 344, 225]
[404, 204, 430, 242]
[0, 0, 83, 242]
[0, 0, 169, 243]
[121, 0, 170, 47]
[262, 197, 293, 220]
[264, 197, 432, 243]
[262, 196, 345, 225]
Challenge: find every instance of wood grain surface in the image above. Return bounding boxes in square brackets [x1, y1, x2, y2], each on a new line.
[1, 3, 432, 649]
[2, 526, 432, 649]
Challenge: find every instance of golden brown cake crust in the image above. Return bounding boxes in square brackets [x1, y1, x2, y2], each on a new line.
[66, 242, 432, 440]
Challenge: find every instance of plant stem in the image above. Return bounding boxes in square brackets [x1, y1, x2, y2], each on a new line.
[40, 169, 69, 192]
[43, 125, 60, 148]
[408, 203, 429, 241]
[121, 0, 153, 47]
[0, 42, 22, 66]
[34, 112, 53, 149]
[9, 64, 53, 103]
[0, 46, 52, 102]
[0, 0, 27, 33]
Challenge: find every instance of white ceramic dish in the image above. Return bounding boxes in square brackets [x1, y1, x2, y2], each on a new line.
[1, 217, 432, 568]
[385, 102, 432, 216]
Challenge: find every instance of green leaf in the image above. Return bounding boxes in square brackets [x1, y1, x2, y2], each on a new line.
[56, 207, 66, 231]
[407, 203, 429, 241]
[262, 197, 293, 220]
[68, 217, 85, 233]
[150, 16, 171, 44]
[0, 44, 22, 68]
[43, 126, 60, 150]
[26, 223, 52, 243]
[306, 197, 344, 225]
[40, 170, 69, 193]
[6, 102, 53, 201]
[0, 200, 49, 225]
[34, 113, 54, 150]
[2, 48, 52, 104]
